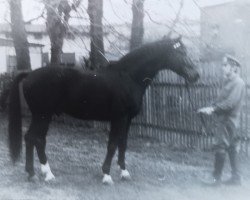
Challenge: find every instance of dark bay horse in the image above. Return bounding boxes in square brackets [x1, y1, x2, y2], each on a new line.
[8, 37, 199, 184]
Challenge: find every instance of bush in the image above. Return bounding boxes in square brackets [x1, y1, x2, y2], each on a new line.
[0, 73, 14, 111]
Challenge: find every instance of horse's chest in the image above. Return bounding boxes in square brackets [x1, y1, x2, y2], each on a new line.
[128, 101, 141, 117]
[119, 90, 142, 117]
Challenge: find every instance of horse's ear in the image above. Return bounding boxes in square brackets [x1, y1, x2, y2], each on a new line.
[177, 35, 182, 41]
[162, 35, 170, 40]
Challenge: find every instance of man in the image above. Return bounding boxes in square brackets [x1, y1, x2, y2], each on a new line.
[198, 54, 245, 186]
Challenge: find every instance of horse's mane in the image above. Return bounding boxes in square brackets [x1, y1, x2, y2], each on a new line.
[107, 38, 174, 72]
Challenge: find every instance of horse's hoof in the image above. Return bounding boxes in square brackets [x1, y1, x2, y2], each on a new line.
[28, 174, 39, 182]
[44, 172, 55, 182]
[102, 174, 114, 185]
[120, 169, 131, 180]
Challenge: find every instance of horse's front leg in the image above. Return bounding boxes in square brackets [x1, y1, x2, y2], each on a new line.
[102, 117, 127, 185]
[102, 132, 118, 184]
[117, 119, 131, 180]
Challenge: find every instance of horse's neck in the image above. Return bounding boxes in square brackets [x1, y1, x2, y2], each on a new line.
[116, 42, 172, 89]
[129, 59, 164, 89]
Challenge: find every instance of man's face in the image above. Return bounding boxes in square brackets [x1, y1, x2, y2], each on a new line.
[222, 57, 232, 78]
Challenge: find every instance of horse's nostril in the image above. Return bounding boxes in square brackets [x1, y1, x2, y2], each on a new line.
[195, 73, 200, 81]
[188, 72, 199, 83]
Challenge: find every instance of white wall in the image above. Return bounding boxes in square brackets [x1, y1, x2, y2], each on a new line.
[0, 45, 42, 73]
[0, 47, 6, 73]
[30, 47, 42, 70]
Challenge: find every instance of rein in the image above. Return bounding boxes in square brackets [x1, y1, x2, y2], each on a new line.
[184, 81, 208, 136]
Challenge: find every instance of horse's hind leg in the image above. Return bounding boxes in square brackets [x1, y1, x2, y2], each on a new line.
[25, 115, 55, 181]
[36, 136, 55, 182]
[25, 117, 40, 180]
[35, 115, 55, 181]
[24, 132, 35, 180]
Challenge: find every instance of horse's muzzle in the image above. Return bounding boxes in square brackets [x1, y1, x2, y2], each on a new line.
[187, 71, 199, 83]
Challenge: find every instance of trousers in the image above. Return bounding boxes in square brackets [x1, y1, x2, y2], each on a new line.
[213, 120, 240, 180]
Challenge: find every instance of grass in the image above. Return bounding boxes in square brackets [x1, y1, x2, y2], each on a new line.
[0, 113, 250, 200]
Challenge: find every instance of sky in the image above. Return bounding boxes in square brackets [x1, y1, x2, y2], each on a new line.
[0, 0, 233, 25]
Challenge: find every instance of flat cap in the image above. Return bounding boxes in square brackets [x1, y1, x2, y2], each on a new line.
[224, 54, 241, 67]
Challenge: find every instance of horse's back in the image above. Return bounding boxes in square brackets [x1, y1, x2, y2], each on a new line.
[22, 67, 72, 115]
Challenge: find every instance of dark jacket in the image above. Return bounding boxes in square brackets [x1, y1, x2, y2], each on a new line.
[213, 74, 245, 128]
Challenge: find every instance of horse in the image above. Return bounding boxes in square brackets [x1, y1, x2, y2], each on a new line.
[8, 36, 199, 184]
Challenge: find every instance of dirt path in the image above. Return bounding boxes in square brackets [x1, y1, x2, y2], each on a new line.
[0, 115, 249, 200]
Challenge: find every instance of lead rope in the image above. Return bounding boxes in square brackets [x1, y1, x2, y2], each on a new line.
[185, 81, 208, 136]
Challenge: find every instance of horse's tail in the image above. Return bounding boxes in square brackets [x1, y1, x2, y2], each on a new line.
[8, 72, 29, 163]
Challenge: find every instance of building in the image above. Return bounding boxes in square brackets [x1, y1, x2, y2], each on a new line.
[0, 24, 91, 72]
[200, 0, 250, 78]
[0, 38, 44, 73]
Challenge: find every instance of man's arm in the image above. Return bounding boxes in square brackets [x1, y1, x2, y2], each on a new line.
[213, 81, 245, 114]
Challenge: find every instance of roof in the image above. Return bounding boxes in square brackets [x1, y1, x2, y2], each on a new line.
[0, 23, 89, 35]
[0, 38, 44, 47]
[202, 1, 233, 10]
[0, 24, 47, 34]
[225, 54, 241, 67]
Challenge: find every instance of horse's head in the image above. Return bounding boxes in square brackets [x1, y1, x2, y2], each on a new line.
[162, 36, 199, 83]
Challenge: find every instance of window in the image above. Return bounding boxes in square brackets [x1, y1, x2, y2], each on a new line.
[60, 53, 75, 67]
[7, 55, 17, 73]
[5, 32, 12, 39]
[33, 33, 43, 40]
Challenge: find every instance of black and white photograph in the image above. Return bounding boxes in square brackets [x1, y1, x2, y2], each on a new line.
[0, 0, 249, 199]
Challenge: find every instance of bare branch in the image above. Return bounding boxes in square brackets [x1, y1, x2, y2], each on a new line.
[166, 0, 184, 38]
[25, 9, 45, 24]
[72, 0, 83, 11]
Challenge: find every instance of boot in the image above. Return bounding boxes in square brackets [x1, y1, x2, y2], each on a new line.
[224, 147, 241, 186]
[223, 176, 241, 186]
[212, 150, 226, 186]
[201, 177, 221, 187]
[202, 151, 225, 187]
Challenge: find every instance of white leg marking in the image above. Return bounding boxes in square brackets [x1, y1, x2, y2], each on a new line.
[120, 169, 131, 180]
[102, 174, 114, 185]
[41, 162, 55, 182]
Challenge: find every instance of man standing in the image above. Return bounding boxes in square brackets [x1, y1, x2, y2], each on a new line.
[198, 54, 245, 186]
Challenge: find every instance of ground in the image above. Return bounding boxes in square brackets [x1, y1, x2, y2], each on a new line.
[0, 114, 249, 200]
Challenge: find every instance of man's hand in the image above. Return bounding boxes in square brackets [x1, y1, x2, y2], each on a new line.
[197, 107, 214, 115]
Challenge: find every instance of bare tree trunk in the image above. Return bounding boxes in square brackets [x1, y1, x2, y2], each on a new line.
[10, 0, 31, 72]
[44, 0, 81, 66]
[130, 0, 145, 51]
[88, 0, 106, 70]
[45, 0, 70, 66]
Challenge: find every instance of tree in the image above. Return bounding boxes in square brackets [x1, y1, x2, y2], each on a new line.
[130, 0, 145, 51]
[10, 0, 31, 72]
[88, 0, 106, 70]
[44, 0, 81, 66]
